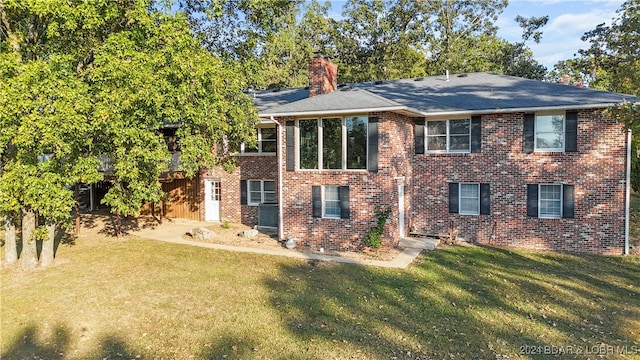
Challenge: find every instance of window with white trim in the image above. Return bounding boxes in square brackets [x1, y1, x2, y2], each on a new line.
[312, 185, 350, 219]
[323, 185, 341, 218]
[242, 127, 277, 154]
[247, 180, 276, 205]
[527, 183, 574, 219]
[297, 116, 368, 170]
[426, 119, 470, 153]
[535, 114, 564, 151]
[538, 184, 562, 218]
[458, 183, 480, 215]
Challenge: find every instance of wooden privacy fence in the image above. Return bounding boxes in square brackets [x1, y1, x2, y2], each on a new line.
[141, 177, 202, 221]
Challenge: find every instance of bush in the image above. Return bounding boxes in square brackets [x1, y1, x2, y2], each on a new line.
[362, 208, 392, 249]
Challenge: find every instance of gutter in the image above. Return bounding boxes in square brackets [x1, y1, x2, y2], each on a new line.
[625, 128, 632, 255]
[271, 116, 285, 241]
[421, 103, 627, 118]
[260, 106, 410, 118]
[261, 103, 627, 119]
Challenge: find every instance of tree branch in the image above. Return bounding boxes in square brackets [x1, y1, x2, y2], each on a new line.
[0, 0, 20, 52]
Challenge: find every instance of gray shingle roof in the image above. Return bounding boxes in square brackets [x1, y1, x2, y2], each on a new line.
[256, 72, 637, 117]
[259, 88, 405, 117]
[250, 87, 308, 112]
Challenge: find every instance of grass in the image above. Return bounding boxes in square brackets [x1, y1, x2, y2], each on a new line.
[1, 236, 639, 359]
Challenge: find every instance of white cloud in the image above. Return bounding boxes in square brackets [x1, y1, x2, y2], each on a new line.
[545, 10, 617, 36]
[498, 0, 625, 68]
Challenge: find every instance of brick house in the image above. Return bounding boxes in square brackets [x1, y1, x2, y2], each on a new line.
[187, 55, 636, 255]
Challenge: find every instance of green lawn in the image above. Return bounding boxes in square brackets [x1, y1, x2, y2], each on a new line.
[1, 238, 639, 359]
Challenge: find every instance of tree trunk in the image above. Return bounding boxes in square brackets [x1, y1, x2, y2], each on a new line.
[20, 208, 38, 270]
[115, 210, 122, 238]
[75, 183, 80, 236]
[4, 214, 17, 265]
[40, 221, 55, 267]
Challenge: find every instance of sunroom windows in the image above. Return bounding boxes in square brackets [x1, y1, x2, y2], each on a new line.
[297, 116, 368, 170]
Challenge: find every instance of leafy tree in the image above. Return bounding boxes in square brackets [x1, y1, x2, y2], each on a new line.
[552, 0, 639, 190]
[334, 0, 430, 82]
[1, 0, 257, 263]
[423, 0, 508, 75]
[179, 0, 304, 89]
[89, 10, 257, 235]
[501, 15, 548, 80]
[0, 56, 96, 268]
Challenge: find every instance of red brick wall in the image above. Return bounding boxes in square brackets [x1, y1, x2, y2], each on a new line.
[206, 108, 627, 255]
[204, 155, 278, 226]
[277, 112, 413, 251]
[410, 110, 627, 255]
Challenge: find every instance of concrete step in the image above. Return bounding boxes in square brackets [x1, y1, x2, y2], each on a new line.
[399, 237, 440, 250]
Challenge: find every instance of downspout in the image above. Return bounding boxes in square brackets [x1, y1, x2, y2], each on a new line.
[273, 116, 285, 241]
[625, 128, 632, 255]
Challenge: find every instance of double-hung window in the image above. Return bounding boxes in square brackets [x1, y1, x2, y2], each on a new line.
[449, 183, 490, 215]
[426, 119, 471, 153]
[312, 185, 350, 219]
[242, 127, 277, 154]
[247, 180, 276, 205]
[323, 186, 341, 218]
[535, 114, 564, 151]
[298, 116, 368, 170]
[523, 111, 578, 153]
[527, 184, 574, 218]
[459, 183, 480, 215]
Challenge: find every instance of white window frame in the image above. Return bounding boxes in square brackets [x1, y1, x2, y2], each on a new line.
[458, 183, 480, 215]
[241, 126, 277, 155]
[322, 185, 341, 219]
[296, 116, 368, 171]
[247, 180, 276, 206]
[425, 119, 471, 153]
[538, 184, 562, 219]
[534, 113, 565, 152]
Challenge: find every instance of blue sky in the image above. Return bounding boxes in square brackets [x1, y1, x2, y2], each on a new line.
[497, 0, 624, 69]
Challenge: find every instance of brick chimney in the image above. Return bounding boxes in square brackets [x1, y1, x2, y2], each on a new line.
[308, 53, 337, 97]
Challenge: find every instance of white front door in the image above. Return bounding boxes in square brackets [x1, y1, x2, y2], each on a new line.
[204, 179, 221, 221]
[398, 183, 405, 238]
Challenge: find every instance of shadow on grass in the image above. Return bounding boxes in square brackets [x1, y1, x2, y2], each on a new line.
[198, 336, 258, 359]
[265, 246, 640, 359]
[1, 323, 139, 360]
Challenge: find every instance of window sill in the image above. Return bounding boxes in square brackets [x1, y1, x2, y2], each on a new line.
[421, 152, 472, 156]
[236, 153, 277, 157]
[295, 169, 369, 173]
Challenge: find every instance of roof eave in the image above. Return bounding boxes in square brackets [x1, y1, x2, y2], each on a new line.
[259, 106, 418, 118]
[421, 103, 626, 117]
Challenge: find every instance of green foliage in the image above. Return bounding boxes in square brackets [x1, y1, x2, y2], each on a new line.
[362, 207, 392, 249]
[552, 0, 639, 94]
[89, 9, 257, 216]
[0, 55, 93, 225]
[555, 0, 639, 191]
[221, 220, 230, 229]
[1, 0, 257, 231]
